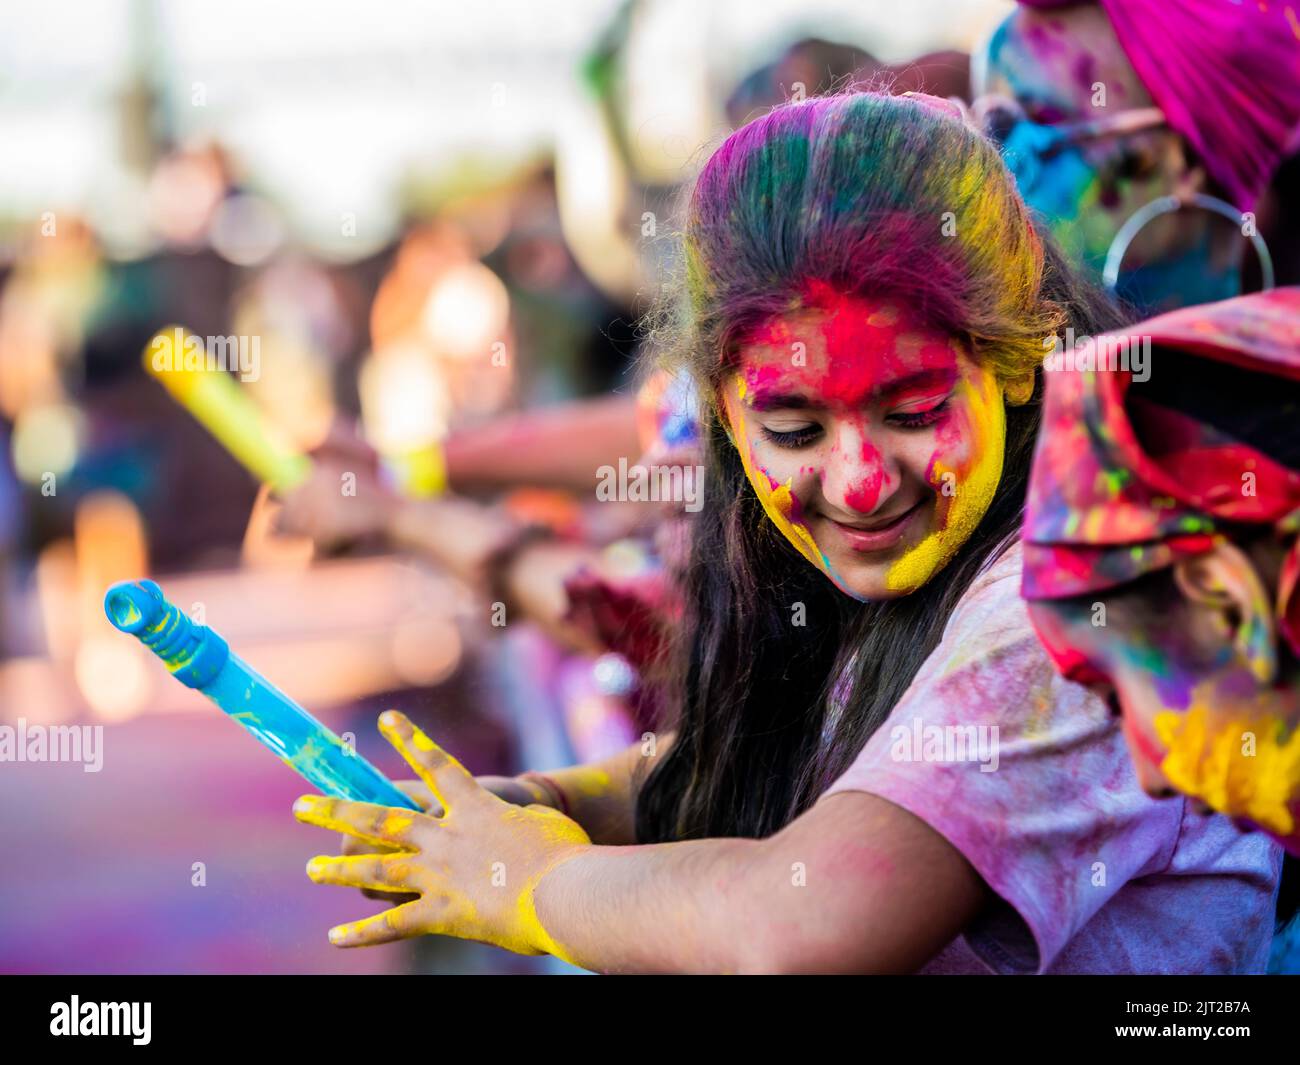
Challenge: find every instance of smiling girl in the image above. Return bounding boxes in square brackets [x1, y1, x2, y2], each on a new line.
[294, 92, 1280, 973]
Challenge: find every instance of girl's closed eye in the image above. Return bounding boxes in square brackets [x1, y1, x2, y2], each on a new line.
[887, 394, 951, 429]
[761, 423, 822, 449]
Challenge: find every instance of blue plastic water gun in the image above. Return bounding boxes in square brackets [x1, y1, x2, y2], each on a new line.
[104, 579, 419, 810]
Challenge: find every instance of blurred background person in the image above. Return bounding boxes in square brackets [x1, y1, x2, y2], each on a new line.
[972, 0, 1300, 314]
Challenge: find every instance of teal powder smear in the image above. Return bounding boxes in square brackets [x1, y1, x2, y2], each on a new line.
[103, 579, 419, 809]
[1119, 639, 1194, 711]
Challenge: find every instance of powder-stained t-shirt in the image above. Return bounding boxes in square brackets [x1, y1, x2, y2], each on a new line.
[819, 541, 1282, 974]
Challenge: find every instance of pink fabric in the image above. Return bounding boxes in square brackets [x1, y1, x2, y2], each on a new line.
[1018, 0, 1300, 209]
[820, 543, 1280, 973]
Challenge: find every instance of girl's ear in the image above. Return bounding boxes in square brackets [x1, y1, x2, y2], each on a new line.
[1172, 541, 1278, 685]
[1002, 372, 1035, 407]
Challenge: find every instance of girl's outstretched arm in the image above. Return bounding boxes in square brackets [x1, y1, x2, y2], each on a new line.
[297, 712, 986, 973]
[534, 788, 989, 973]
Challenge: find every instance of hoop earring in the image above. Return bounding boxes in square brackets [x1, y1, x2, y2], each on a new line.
[1102, 191, 1274, 294]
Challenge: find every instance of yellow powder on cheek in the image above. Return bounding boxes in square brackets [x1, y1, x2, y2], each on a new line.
[766, 480, 826, 568]
[885, 366, 1005, 593]
[721, 379, 829, 575]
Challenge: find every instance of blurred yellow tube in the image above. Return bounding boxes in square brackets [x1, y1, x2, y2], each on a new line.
[144, 326, 311, 493]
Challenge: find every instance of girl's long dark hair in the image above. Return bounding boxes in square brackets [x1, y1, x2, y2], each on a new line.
[636, 93, 1129, 843]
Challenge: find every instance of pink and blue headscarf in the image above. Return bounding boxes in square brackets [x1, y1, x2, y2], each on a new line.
[1018, 0, 1300, 211]
[1022, 288, 1300, 655]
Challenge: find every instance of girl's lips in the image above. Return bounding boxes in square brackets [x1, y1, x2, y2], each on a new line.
[824, 500, 923, 552]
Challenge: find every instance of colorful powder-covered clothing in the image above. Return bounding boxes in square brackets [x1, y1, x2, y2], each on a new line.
[820, 541, 1281, 974]
[1021, 287, 1300, 656]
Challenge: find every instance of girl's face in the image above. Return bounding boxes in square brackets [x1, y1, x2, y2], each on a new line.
[720, 290, 1008, 600]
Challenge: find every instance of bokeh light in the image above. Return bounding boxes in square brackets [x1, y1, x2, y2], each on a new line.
[11, 401, 82, 483]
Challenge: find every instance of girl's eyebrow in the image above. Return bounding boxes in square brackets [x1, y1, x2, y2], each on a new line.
[881, 369, 957, 400]
[747, 391, 818, 412]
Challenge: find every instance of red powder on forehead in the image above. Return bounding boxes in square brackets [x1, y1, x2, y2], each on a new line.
[740, 360, 796, 398]
[742, 315, 796, 349]
[790, 281, 960, 408]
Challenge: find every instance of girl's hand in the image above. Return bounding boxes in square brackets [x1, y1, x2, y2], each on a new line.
[293, 710, 590, 958]
[338, 775, 559, 902]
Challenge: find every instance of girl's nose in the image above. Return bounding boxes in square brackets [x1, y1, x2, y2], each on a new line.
[822, 425, 897, 517]
[843, 462, 885, 514]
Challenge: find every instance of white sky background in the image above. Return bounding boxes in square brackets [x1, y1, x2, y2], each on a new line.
[0, 0, 1013, 255]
